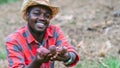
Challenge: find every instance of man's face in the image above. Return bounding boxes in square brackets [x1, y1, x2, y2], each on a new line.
[27, 6, 52, 33]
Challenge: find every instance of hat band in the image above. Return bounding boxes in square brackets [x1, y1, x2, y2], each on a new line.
[34, 0, 50, 6]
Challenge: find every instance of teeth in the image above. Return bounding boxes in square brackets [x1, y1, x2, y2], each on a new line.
[36, 23, 44, 26]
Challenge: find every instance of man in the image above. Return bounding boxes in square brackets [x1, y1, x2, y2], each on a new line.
[5, 0, 80, 68]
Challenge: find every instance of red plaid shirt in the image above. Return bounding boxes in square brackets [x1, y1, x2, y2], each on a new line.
[6, 24, 80, 68]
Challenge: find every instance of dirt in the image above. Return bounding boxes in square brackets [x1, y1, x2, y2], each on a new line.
[0, 0, 120, 68]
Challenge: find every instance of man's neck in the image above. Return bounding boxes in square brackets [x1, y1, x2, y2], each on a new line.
[28, 24, 46, 43]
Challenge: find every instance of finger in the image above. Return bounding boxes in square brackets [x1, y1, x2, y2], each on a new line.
[61, 46, 68, 54]
[40, 46, 43, 47]
[63, 46, 67, 50]
[56, 46, 62, 52]
[37, 47, 50, 57]
[36, 54, 44, 61]
[49, 52, 59, 61]
[49, 45, 56, 55]
[55, 56, 65, 61]
[37, 55, 41, 60]
[37, 46, 45, 53]
[54, 52, 59, 58]
[37, 48, 41, 53]
[50, 57, 54, 61]
[47, 53, 53, 57]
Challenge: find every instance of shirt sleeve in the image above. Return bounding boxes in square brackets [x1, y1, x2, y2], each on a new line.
[6, 37, 25, 68]
[54, 26, 80, 67]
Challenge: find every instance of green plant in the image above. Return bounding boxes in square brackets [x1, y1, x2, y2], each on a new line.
[99, 56, 120, 68]
[0, 44, 7, 60]
[76, 63, 82, 68]
[76, 56, 120, 68]
[0, 0, 18, 4]
[0, 52, 6, 60]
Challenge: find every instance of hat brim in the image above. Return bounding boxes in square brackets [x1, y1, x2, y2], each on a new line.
[21, 1, 59, 21]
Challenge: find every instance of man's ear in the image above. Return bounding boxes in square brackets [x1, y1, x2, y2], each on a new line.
[26, 12, 29, 20]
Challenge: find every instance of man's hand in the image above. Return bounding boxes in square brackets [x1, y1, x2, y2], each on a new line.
[25, 46, 52, 68]
[36, 45, 71, 64]
[49, 46, 70, 62]
[36, 46, 51, 63]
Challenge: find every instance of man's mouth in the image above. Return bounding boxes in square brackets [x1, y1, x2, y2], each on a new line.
[36, 23, 45, 28]
[35, 21, 47, 31]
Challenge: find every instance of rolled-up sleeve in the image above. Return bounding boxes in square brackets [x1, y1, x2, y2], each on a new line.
[54, 26, 80, 67]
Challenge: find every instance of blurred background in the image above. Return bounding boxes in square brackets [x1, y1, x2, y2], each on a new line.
[0, 0, 120, 68]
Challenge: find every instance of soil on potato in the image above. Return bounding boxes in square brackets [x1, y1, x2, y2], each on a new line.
[0, 0, 120, 68]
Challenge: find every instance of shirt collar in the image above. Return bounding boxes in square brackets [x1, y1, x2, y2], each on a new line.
[46, 25, 53, 37]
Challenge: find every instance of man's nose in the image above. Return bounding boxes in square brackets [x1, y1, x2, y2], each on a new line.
[38, 13, 45, 20]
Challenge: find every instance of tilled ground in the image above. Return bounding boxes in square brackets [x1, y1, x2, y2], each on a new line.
[0, 0, 120, 68]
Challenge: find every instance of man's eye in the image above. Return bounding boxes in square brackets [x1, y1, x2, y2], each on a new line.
[45, 13, 51, 18]
[33, 13, 40, 15]
[32, 11, 41, 15]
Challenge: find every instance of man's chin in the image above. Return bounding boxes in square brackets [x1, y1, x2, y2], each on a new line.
[36, 30, 45, 33]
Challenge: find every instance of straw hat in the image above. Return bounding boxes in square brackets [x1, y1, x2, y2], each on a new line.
[21, 0, 59, 21]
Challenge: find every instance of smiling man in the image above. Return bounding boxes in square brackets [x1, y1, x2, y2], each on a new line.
[5, 0, 80, 68]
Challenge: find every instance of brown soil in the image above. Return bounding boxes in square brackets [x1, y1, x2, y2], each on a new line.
[0, 0, 120, 68]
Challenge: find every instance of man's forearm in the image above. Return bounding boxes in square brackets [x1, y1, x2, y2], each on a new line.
[64, 52, 77, 66]
[25, 57, 42, 68]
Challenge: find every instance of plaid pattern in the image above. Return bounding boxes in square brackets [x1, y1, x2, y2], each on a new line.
[6, 24, 80, 68]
